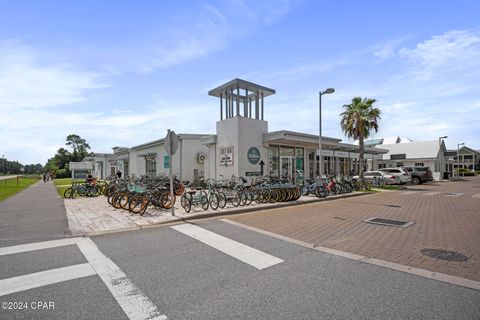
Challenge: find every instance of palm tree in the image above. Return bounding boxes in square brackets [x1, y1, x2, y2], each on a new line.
[340, 97, 381, 178]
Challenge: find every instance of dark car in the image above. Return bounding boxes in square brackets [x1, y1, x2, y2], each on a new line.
[401, 166, 433, 185]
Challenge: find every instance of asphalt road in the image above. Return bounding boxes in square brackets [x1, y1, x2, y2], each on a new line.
[1, 220, 479, 320]
[0, 181, 68, 247]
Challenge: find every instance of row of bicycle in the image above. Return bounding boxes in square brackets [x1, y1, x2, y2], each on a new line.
[101, 175, 373, 215]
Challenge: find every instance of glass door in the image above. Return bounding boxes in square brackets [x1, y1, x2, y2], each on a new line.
[280, 156, 294, 182]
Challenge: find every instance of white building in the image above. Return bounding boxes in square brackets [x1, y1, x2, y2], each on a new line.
[370, 138, 449, 180]
[90, 79, 387, 182]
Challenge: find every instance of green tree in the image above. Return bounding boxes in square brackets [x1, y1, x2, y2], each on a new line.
[66, 134, 94, 162]
[44, 134, 94, 175]
[340, 97, 381, 178]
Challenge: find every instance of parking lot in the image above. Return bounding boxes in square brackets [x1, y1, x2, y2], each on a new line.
[229, 176, 480, 282]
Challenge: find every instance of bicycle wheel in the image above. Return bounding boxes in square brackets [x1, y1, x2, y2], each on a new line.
[244, 191, 253, 206]
[112, 193, 124, 209]
[268, 190, 278, 203]
[181, 193, 192, 213]
[230, 191, 240, 207]
[262, 190, 271, 203]
[119, 193, 131, 210]
[239, 191, 247, 206]
[364, 181, 372, 191]
[200, 191, 209, 210]
[209, 193, 219, 210]
[161, 192, 175, 209]
[174, 184, 185, 196]
[314, 186, 328, 198]
[129, 194, 147, 214]
[254, 190, 263, 204]
[64, 187, 74, 199]
[216, 192, 227, 208]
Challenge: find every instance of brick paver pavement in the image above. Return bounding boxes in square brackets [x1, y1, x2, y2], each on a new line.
[229, 176, 480, 282]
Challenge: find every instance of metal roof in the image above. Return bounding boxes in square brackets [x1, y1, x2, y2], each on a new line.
[208, 78, 276, 98]
[377, 140, 440, 160]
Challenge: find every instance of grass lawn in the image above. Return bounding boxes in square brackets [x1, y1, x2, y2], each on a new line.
[0, 177, 40, 202]
[53, 178, 75, 198]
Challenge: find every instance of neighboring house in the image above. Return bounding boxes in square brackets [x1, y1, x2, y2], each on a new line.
[450, 146, 480, 172]
[374, 140, 448, 180]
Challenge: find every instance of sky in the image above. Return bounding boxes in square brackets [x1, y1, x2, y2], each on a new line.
[1, 0, 479, 165]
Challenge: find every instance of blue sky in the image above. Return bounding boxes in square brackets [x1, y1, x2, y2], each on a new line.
[1, 0, 479, 164]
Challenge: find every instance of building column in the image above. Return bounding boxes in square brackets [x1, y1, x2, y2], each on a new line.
[261, 92, 264, 120]
[220, 93, 223, 120]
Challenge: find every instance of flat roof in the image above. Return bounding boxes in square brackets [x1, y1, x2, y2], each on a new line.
[208, 78, 276, 98]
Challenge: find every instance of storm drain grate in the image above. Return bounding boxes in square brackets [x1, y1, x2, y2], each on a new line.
[421, 249, 469, 262]
[363, 217, 414, 228]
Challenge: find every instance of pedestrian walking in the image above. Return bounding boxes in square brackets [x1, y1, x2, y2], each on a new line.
[42, 173, 47, 183]
[116, 170, 122, 179]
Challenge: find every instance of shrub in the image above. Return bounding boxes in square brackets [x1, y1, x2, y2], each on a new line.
[54, 169, 70, 179]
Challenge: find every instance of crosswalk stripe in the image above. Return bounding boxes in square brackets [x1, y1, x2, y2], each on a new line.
[75, 238, 166, 320]
[171, 224, 284, 270]
[472, 194, 480, 198]
[0, 263, 96, 296]
[445, 193, 464, 197]
[0, 238, 80, 256]
[423, 192, 440, 196]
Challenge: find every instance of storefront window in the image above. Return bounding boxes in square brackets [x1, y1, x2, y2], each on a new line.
[295, 147, 304, 183]
[145, 156, 156, 178]
[269, 146, 279, 177]
[279, 146, 295, 157]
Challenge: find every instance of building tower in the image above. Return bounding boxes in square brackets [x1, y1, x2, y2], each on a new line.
[203, 79, 276, 180]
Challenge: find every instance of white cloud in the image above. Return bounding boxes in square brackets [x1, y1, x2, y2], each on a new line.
[398, 29, 480, 81]
[374, 47, 396, 59]
[130, 0, 297, 73]
[0, 41, 107, 111]
[0, 41, 108, 164]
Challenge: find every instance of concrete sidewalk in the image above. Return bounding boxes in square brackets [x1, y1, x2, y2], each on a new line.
[0, 180, 69, 247]
[65, 192, 369, 236]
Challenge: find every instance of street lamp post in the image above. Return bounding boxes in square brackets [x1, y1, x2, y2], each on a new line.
[457, 142, 464, 178]
[439, 136, 447, 179]
[319, 88, 335, 179]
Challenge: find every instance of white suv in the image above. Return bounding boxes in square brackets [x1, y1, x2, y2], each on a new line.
[379, 168, 411, 184]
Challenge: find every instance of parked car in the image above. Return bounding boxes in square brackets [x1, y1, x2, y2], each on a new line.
[353, 171, 400, 185]
[379, 168, 412, 185]
[401, 166, 433, 185]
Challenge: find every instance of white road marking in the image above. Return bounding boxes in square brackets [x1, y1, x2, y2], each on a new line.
[423, 192, 441, 196]
[445, 193, 464, 197]
[171, 223, 284, 270]
[0, 263, 96, 296]
[0, 238, 80, 256]
[400, 191, 419, 195]
[472, 194, 480, 198]
[75, 238, 166, 320]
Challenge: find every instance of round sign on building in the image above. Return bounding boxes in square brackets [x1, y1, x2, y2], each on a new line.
[247, 146, 261, 165]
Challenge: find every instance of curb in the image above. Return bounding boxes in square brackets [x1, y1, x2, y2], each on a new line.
[77, 192, 373, 237]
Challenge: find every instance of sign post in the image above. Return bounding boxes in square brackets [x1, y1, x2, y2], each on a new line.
[165, 129, 179, 216]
